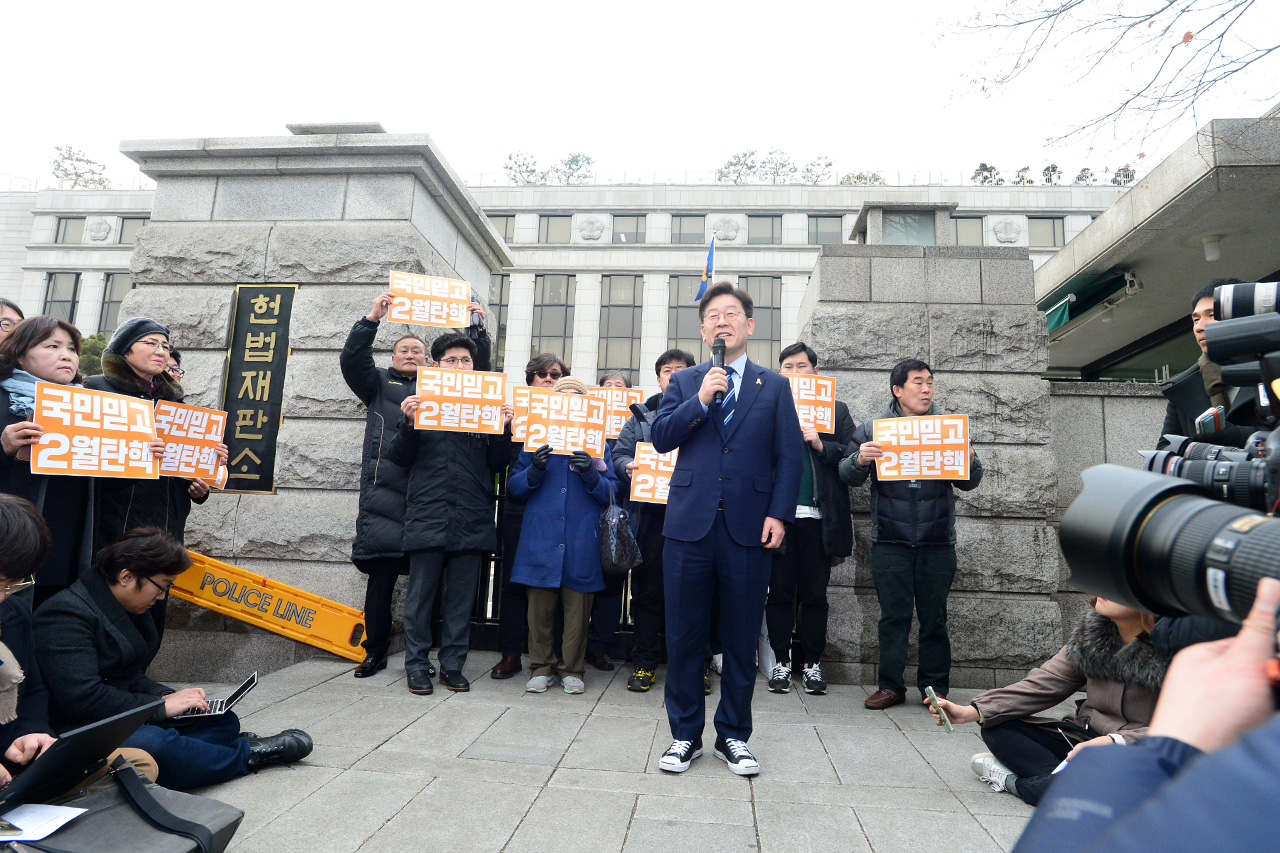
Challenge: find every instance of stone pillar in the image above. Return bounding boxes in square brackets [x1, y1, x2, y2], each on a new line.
[639, 273, 670, 396]
[119, 125, 512, 681]
[797, 244, 1060, 689]
[779, 274, 809, 344]
[503, 273, 536, 387]
[571, 273, 603, 379]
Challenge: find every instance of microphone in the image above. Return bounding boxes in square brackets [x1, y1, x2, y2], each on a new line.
[711, 338, 726, 405]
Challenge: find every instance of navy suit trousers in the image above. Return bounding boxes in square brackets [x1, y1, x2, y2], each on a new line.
[663, 510, 770, 743]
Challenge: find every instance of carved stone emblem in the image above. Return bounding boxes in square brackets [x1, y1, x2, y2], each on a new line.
[85, 218, 111, 241]
[711, 217, 740, 241]
[993, 218, 1022, 244]
[578, 217, 605, 240]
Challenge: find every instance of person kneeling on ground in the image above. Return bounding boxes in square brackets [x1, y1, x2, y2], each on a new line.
[927, 596, 1164, 806]
[0, 495, 159, 787]
[34, 528, 312, 791]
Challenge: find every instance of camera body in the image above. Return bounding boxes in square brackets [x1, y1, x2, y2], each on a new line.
[1059, 283, 1280, 625]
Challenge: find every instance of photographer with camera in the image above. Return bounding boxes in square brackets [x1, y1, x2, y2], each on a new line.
[1012, 576, 1280, 851]
[1155, 279, 1255, 451]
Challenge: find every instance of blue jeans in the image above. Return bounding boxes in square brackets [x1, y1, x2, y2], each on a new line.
[123, 711, 250, 790]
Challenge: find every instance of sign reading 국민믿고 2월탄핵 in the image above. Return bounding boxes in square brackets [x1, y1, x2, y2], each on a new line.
[220, 285, 296, 494]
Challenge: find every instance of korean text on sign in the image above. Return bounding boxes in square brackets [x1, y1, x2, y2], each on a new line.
[629, 442, 678, 505]
[415, 368, 507, 435]
[782, 373, 836, 434]
[872, 415, 970, 481]
[388, 270, 470, 328]
[511, 386, 534, 442]
[524, 388, 607, 458]
[588, 387, 645, 440]
[30, 383, 158, 479]
[155, 401, 227, 484]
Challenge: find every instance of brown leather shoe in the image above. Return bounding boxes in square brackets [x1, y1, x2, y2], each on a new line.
[490, 655, 522, 679]
[864, 688, 906, 710]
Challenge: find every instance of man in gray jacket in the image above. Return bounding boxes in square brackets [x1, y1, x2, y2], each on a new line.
[839, 359, 983, 710]
[612, 348, 696, 692]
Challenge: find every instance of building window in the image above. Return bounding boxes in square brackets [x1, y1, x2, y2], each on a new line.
[118, 218, 148, 244]
[883, 212, 935, 246]
[55, 218, 85, 244]
[747, 215, 782, 245]
[489, 274, 510, 370]
[599, 275, 643, 383]
[671, 215, 705, 245]
[668, 275, 708, 363]
[538, 215, 572, 244]
[807, 216, 843, 245]
[531, 274, 575, 364]
[44, 273, 80, 322]
[1028, 217, 1065, 247]
[612, 215, 646, 245]
[738, 275, 782, 366]
[100, 273, 135, 334]
[488, 215, 515, 242]
[951, 217, 984, 246]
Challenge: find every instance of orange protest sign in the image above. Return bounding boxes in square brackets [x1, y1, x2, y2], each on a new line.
[782, 373, 836, 434]
[873, 415, 970, 481]
[414, 368, 506, 434]
[388, 270, 470, 328]
[629, 442, 678, 504]
[511, 385, 534, 442]
[524, 388, 607, 458]
[154, 400, 227, 485]
[588, 387, 645, 440]
[30, 383, 158, 479]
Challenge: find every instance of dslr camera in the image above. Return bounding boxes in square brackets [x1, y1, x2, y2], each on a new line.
[1060, 282, 1280, 625]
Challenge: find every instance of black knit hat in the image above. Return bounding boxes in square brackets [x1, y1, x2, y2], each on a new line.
[108, 318, 170, 355]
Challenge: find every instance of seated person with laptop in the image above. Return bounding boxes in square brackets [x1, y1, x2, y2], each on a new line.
[34, 527, 313, 791]
[0, 495, 157, 793]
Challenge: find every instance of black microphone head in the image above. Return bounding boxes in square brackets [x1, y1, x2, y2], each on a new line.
[711, 338, 725, 356]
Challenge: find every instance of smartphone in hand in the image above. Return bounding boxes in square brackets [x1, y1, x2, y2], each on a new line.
[924, 686, 952, 733]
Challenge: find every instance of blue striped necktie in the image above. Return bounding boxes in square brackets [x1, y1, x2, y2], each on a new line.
[720, 366, 737, 426]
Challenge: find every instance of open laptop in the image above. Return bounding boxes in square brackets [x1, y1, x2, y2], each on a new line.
[0, 699, 162, 811]
[178, 672, 258, 719]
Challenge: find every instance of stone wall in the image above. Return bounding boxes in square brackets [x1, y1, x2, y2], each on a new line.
[797, 243, 1064, 689]
[117, 131, 510, 681]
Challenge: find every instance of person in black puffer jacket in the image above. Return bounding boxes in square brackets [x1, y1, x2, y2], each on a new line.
[839, 359, 982, 710]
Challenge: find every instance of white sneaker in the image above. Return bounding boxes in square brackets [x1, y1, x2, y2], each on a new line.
[971, 752, 1016, 794]
[526, 674, 557, 693]
[714, 736, 760, 776]
[767, 662, 792, 694]
[562, 675, 585, 694]
[710, 653, 723, 674]
[658, 738, 703, 773]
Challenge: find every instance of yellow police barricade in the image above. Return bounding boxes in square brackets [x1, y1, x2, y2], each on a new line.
[174, 551, 366, 663]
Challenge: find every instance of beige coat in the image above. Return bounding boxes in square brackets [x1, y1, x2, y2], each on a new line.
[970, 611, 1165, 745]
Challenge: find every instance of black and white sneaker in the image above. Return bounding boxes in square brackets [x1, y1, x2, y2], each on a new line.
[767, 662, 791, 694]
[802, 663, 827, 695]
[659, 737, 703, 773]
[714, 736, 760, 776]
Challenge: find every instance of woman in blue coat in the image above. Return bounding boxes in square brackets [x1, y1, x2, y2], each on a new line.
[509, 376, 616, 695]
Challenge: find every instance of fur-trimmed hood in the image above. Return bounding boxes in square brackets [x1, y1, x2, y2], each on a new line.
[1065, 609, 1166, 693]
[96, 350, 184, 401]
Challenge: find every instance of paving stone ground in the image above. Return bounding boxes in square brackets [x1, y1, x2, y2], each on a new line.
[189, 655, 1072, 852]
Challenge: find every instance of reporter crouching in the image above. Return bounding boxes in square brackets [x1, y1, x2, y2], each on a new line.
[34, 528, 312, 790]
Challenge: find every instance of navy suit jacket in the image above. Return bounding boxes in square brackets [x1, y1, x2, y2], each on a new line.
[651, 358, 803, 546]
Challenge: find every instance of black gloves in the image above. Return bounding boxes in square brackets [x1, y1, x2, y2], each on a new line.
[570, 450, 600, 489]
[531, 444, 553, 471]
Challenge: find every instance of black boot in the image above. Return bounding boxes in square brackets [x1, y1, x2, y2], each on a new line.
[247, 729, 314, 771]
[354, 655, 388, 678]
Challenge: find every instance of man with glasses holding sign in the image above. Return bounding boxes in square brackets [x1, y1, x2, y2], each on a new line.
[390, 332, 513, 695]
[650, 282, 802, 777]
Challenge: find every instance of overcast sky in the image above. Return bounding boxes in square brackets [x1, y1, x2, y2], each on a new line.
[3, 1, 1276, 190]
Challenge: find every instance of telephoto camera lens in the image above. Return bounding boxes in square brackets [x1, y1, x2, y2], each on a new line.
[1215, 281, 1279, 321]
[1060, 465, 1280, 624]
[1159, 434, 1251, 462]
[1139, 452, 1268, 510]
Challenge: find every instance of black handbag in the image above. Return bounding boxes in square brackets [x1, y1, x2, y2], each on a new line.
[599, 481, 642, 577]
[9, 756, 243, 853]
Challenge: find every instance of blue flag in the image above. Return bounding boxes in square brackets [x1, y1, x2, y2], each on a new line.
[696, 237, 715, 301]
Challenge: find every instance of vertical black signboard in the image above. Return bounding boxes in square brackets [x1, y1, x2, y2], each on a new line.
[221, 284, 297, 494]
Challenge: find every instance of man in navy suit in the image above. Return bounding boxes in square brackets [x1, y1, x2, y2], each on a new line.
[650, 281, 803, 776]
